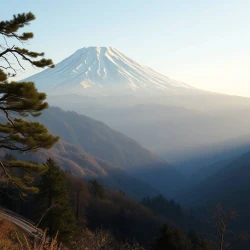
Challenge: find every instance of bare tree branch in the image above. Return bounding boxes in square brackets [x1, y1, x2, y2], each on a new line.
[10, 50, 25, 70]
[0, 159, 20, 190]
[36, 204, 59, 227]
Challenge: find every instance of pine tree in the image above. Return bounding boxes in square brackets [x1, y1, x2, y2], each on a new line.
[0, 12, 59, 193]
[151, 224, 187, 250]
[188, 230, 212, 250]
[88, 179, 105, 199]
[38, 159, 77, 242]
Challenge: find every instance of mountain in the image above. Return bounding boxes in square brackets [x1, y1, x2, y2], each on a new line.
[32, 107, 184, 196]
[23, 46, 193, 95]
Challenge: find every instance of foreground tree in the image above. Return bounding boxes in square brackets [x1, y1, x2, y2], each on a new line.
[38, 159, 77, 242]
[0, 12, 59, 193]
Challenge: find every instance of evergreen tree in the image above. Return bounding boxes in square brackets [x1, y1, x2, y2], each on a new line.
[88, 179, 105, 199]
[0, 12, 58, 193]
[151, 225, 213, 250]
[151, 224, 187, 250]
[38, 159, 77, 242]
[141, 195, 184, 225]
[188, 230, 212, 250]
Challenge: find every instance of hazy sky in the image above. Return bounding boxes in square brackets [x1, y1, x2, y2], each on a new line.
[1, 0, 250, 97]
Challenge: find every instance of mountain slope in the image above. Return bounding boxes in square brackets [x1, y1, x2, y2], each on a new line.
[178, 150, 250, 207]
[16, 140, 159, 199]
[176, 149, 250, 235]
[36, 107, 162, 169]
[23, 47, 192, 95]
[32, 107, 184, 196]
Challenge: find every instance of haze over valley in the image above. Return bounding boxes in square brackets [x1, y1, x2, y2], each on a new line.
[23, 46, 250, 175]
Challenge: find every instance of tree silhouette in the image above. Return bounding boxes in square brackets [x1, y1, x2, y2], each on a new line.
[207, 204, 248, 250]
[0, 12, 59, 194]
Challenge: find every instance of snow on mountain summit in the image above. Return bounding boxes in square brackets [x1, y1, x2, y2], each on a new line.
[23, 47, 193, 95]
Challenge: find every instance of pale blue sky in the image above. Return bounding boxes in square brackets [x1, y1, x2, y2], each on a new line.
[1, 0, 250, 96]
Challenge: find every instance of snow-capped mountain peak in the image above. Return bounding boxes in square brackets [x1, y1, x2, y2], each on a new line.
[22, 46, 193, 95]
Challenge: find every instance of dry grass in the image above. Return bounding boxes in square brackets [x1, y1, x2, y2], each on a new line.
[71, 228, 145, 250]
[17, 230, 64, 250]
[0, 217, 144, 250]
[0, 217, 20, 250]
[0, 217, 64, 250]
